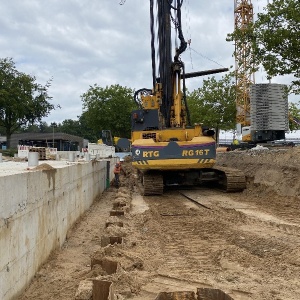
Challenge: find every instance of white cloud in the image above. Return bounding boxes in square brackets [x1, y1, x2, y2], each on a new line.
[0, 0, 297, 124]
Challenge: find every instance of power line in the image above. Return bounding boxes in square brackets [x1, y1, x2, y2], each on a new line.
[189, 47, 226, 68]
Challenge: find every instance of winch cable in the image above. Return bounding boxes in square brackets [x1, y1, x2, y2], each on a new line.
[173, 0, 187, 62]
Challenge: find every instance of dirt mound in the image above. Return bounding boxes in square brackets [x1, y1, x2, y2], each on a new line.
[216, 147, 300, 198]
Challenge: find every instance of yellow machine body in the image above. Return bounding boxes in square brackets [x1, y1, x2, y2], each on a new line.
[131, 84, 217, 175]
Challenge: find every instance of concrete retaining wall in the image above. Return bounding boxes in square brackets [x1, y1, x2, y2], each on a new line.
[57, 150, 80, 159]
[0, 159, 116, 300]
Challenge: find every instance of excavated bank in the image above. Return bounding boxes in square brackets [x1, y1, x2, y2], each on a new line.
[216, 147, 300, 198]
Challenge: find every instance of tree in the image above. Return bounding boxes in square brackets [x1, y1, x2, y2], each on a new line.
[57, 115, 98, 142]
[288, 101, 300, 131]
[0, 58, 54, 147]
[38, 121, 51, 133]
[19, 124, 41, 133]
[0, 125, 5, 136]
[227, 0, 300, 94]
[78, 113, 99, 142]
[81, 84, 137, 139]
[58, 119, 82, 136]
[187, 71, 236, 136]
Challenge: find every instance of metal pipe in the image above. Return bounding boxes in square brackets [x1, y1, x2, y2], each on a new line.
[182, 68, 229, 79]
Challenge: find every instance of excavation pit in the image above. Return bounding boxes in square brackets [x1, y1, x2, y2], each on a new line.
[113, 202, 127, 209]
[91, 258, 118, 275]
[109, 210, 125, 217]
[197, 288, 234, 300]
[101, 236, 123, 247]
[93, 280, 114, 300]
[105, 221, 124, 228]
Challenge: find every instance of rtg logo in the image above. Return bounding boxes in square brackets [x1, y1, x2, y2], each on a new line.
[142, 151, 159, 158]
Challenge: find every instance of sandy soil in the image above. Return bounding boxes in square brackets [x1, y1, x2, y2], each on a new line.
[17, 148, 300, 300]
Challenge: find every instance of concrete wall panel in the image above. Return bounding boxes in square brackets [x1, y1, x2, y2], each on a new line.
[0, 159, 116, 300]
[0, 174, 28, 219]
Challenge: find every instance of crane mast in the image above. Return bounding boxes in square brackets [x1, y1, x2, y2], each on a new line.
[234, 0, 255, 133]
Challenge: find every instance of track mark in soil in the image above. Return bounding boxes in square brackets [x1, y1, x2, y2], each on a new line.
[131, 191, 149, 214]
[186, 189, 300, 227]
[141, 274, 212, 295]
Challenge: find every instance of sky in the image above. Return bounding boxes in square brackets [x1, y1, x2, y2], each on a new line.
[0, 0, 297, 125]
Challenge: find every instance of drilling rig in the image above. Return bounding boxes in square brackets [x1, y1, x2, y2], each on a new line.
[131, 0, 246, 195]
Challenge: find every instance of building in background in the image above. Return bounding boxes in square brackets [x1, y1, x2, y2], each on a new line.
[0, 136, 7, 149]
[10, 132, 87, 151]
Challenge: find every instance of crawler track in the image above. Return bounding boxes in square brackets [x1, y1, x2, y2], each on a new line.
[213, 166, 246, 192]
[142, 173, 164, 195]
[138, 166, 246, 196]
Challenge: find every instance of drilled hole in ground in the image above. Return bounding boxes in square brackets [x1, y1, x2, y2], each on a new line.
[109, 210, 125, 216]
[93, 280, 113, 300]
[91, 258, 118, 275]
[105, 221, 123, 228]
[113, 202, 127, 209]
[101, 236, 123, 247]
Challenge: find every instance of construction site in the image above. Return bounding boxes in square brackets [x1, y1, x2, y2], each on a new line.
[9, 147, 300, 300]
[1, 0, 299, 299]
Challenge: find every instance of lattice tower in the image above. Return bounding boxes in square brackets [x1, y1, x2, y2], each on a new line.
[234, 0, 255, 127]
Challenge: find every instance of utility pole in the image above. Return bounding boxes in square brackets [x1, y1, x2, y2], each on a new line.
[51, 122, 57, 148]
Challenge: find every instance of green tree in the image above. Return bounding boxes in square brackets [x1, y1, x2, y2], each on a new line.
[187, 72, 236, 136]
[20, 122, 53, 133]
[78, 112, 99, 142]
[38, 121, 51, 133]
[81, 84, 137, 139]
[0, 58, 54, 147]
[0, 125, 6, 136]
[288, 101, 300, 131]
[57, 116, 97, 142]
[59, 119, 82, 136]
[228, 0, 300, 94]
[19, 123, 44, 133]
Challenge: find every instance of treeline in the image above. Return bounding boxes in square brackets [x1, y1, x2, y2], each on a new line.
[1, 0, 300, 147]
